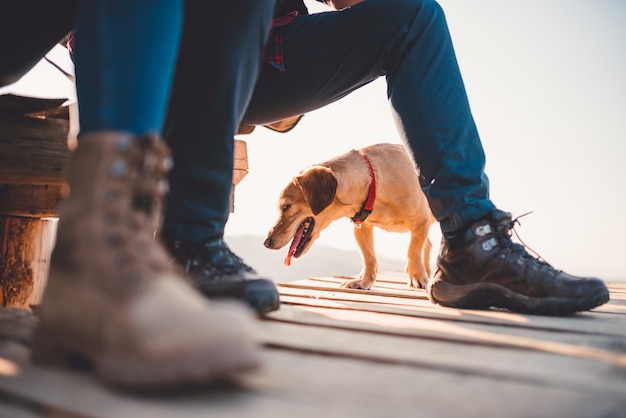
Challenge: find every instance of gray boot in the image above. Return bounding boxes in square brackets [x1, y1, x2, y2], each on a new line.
[32, 132, 259, 390]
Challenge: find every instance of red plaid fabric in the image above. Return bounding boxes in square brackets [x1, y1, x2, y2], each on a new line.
[264, 0, 309, 71]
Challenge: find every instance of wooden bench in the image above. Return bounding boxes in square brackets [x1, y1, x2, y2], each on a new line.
[0, 95, 250, 309]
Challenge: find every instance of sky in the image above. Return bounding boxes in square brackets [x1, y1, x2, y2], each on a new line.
[226, 0, 626, 282]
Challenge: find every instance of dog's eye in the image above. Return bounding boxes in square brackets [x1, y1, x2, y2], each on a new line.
[282, 204, 291, 212]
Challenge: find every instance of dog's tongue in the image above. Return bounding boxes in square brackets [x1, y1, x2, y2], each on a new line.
[284, 222, 306, 266]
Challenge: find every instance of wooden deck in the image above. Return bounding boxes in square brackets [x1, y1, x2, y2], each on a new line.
[0, 273, 625, 417]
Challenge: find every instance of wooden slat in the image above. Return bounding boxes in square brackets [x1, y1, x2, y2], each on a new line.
[279, 280, 429, 300]
[0, 343, 624, 418]
[0, 184, 63, 217]
[265, 304, 626, 365]
[246, 349, 625, 418]
[0, 115, 70, 186]
[0, 95, 67, 116]
[277, 282, 626, 334]
[0, 271, 624, 416]
[256, 319, 626, 394]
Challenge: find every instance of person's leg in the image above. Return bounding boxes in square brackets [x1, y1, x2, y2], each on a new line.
[163, 0, 277, 243]
[244, 0, 494, 233]
[32, 0, 260, 389]
[244, 0, 608, 314]
[160, 0, 280, 315]
[75, 0, 181, 135]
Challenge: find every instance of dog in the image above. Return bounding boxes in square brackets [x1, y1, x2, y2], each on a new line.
[264, 143, 436, 290]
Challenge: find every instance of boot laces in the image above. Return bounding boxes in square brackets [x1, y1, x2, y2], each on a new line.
[133, 135, 172, 217]
[106, 135, 174, 278]
[191, 240, 256, 279]
[495, 212, 555, 270]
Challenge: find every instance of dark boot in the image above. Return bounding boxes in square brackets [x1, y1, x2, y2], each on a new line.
[428, 210, 609, 316]
[165, 238, 280, 315]
[32, 132, 259, 390]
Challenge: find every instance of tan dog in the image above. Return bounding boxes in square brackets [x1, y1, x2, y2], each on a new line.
[264, 143, 436, 290]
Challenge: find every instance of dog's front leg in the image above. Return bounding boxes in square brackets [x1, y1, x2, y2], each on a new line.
[406, 226, 431, 289]
[340, 224, 377, 290]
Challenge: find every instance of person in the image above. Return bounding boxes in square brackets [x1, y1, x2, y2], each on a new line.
[2, 0, 279, 389]
[162, 0, 609, 316]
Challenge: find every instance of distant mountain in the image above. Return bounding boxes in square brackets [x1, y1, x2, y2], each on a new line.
[224, 235, 406, 283]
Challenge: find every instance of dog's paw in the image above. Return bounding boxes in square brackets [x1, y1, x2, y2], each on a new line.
[340, 278, 374, 290]
[408, 275, 429, 289]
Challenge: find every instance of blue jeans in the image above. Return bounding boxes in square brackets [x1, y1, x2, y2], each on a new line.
[163, 0, 496, 242]
[161, 0, 278, 242]
[75, 0, 183, 135]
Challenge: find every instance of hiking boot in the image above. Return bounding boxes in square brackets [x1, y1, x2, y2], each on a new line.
[31, 132, 259, 390]
[428, 210, 609, 316]
[165, 238, 280, 315]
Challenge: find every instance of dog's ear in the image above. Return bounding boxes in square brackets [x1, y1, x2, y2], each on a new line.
[296, 167, 337, 215]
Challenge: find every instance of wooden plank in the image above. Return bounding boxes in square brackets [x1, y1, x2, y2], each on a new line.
[247, 350, 625, 418]
[266, 304, 626, 365]
[256, 319, 626, 395]
[278, 285, 432, 308]
[279, 281, 626, 318]
[278, 281, 429, 300]
[0, 115, 70, 185]
[278, 286, 626, 335]
[0, 95, 67, 116]
[293, 274, 626, 299]
[0, 345, 623, 418]
[0, 184, 63, 218]
[282, 273, 626, 314]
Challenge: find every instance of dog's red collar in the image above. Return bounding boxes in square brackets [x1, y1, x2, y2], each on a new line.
[351, 153, 376, 227]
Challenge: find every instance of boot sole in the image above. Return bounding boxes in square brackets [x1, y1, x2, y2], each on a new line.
[428, 279, 610, 316]
[30, 327, 260, 391]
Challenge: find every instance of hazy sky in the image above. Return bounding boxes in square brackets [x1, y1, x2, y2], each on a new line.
[226, 0, 626, 282]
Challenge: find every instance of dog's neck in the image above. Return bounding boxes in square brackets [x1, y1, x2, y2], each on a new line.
[351, 153, 376, 227]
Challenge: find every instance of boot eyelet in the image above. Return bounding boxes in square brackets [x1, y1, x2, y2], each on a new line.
[110, 160, 128, 177]
[115, 137, 131, 152]
[106, 233, 121, 246]
[113, 253, 129, 267]
[104, 189, 116, 202]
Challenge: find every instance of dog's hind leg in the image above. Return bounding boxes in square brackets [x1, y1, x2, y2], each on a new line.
[340, 224, 377, 290]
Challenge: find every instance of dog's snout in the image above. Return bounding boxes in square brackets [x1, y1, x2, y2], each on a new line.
[263, 237, 273, 248]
